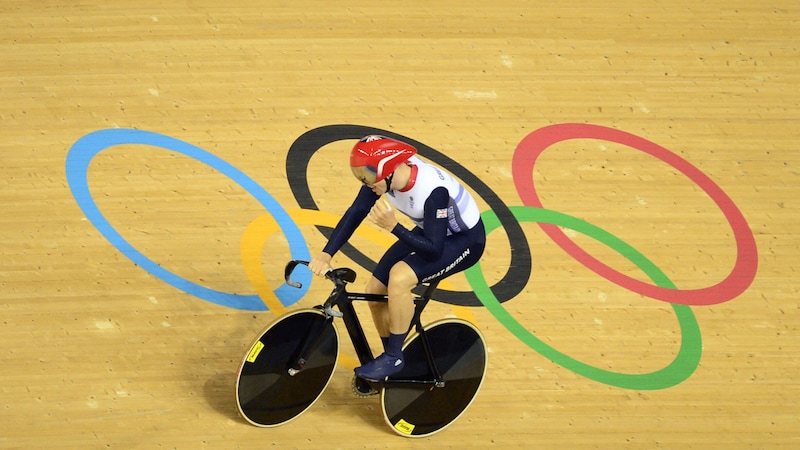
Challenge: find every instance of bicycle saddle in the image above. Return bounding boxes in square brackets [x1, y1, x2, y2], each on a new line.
[330, 267, 356, 284]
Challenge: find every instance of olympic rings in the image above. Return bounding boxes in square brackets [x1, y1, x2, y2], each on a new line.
[512, 123, 758, 306]
[464, 206, 702, 390]
[66, 128, 310, 311]
[286, 125, 531, 306]
[66, 124, 757, 390]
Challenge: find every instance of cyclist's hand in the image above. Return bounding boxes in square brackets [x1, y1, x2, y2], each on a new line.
[369, 199, 398, 232]
[309, 252, 333, 277]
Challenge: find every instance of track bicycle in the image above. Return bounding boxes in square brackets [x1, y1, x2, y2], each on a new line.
[235, 260, 488, 437]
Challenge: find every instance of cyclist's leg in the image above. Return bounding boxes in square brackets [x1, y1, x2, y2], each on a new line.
[358, 225, 485, 381]
[366, 238, 415, 343]
[364, 275, 389, 339]
[355, 262, 416, 380]
[387, 262, 418, 335]
[356, 239, 418, 380]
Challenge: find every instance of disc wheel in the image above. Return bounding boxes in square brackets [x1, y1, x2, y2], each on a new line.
[381, 319, 487, 437]
[235, 309, 339, 427]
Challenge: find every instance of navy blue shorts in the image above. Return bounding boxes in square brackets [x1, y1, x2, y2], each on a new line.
[372, 219, 486, 286]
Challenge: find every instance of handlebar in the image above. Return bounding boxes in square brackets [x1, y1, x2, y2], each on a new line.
[283, 260, 308, 288]
[284, 260, 358, 319]
[284, 260, 358, 289]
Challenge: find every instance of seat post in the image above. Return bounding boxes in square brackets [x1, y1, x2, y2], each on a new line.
[421, 279, 440, 300]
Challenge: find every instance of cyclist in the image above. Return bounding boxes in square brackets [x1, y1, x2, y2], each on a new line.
[309, 135, 486, 381]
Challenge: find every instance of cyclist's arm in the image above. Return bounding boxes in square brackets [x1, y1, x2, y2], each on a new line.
[390, 187, 449, 260]
[322, 186, 379, 256]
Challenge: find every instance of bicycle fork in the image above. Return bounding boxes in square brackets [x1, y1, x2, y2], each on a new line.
[287, 312, 334, 376]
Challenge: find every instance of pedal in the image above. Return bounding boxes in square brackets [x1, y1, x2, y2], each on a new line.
[351, 374, 380, 397]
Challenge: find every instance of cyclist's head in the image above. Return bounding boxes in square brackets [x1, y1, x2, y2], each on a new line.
[350, 135, 417, 186]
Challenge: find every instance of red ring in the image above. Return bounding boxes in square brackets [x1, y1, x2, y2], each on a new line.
[512, 123, 758, 306]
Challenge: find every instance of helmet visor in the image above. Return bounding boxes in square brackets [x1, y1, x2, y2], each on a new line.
[351, 165, 378, 185]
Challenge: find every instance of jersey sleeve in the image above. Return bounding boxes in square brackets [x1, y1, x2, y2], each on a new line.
[322, 186, 379, 256]
[390, 186, 449, 260]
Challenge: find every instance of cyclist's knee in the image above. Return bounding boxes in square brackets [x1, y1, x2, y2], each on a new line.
[387, 263, 418, 293]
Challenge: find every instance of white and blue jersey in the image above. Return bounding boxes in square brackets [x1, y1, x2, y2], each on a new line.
[386, 156, 481, 235]
[324, 156, 486, 285]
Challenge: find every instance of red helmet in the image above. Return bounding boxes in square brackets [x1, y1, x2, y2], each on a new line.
[350, 135, 417, 185]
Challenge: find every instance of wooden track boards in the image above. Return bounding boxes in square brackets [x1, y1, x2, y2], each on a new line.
[1, 1, 798, 448]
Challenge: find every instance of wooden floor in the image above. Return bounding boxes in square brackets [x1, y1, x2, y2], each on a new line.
[2, 1, 798, 448]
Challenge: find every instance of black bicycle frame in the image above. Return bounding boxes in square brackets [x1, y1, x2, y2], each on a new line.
[284, 261, 445, 387]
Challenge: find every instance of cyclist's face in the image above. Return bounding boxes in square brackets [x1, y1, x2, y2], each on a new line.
[352, 166, 387, 194]
[362, 178, 388, 195]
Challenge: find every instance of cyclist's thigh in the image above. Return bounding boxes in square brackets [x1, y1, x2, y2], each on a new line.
[412, 234, 485, 283]
[373, 239, 415, 285]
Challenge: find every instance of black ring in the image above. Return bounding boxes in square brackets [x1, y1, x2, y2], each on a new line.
[286, 124, 530, 306]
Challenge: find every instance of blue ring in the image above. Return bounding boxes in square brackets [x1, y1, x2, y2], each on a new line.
[66, 128, 310, 311]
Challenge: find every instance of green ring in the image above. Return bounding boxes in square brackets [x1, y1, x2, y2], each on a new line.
[464, 206, 702, 390]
